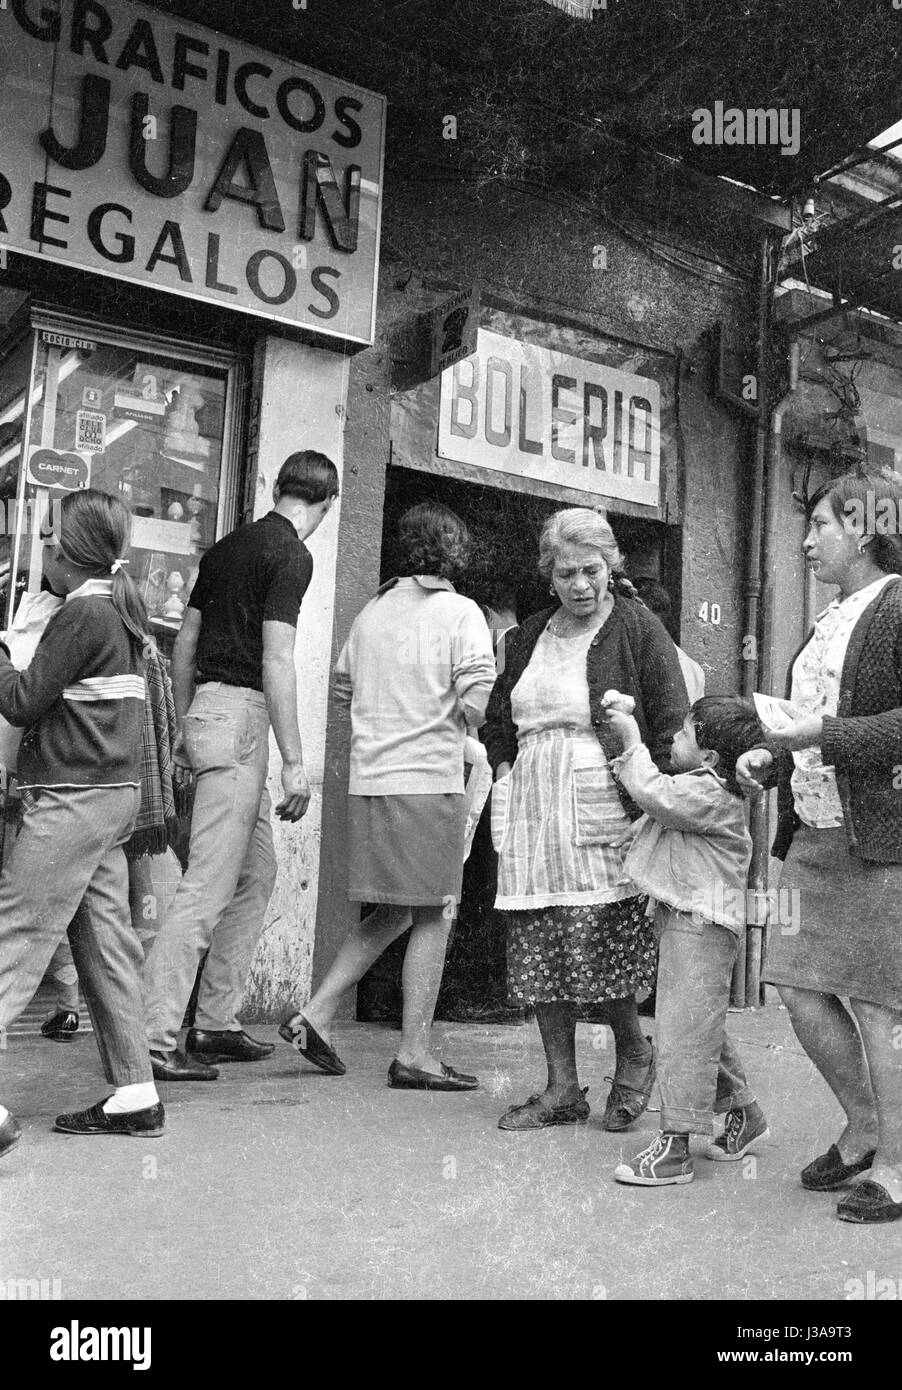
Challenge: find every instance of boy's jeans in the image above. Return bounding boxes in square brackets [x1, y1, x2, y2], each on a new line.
[655, 904, 755, 1135]
[143, 683, 277, 1056]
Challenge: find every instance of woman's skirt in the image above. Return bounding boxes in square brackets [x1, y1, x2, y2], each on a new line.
[346, 792, 466, 907]
[763, 823, 902, 1009]
[504, 897, 656, 1006]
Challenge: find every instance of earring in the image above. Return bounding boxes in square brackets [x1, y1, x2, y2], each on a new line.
[549, 584, 556, 595]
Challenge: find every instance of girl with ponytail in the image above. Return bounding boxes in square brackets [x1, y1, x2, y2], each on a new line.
[0, 488, 164, 1160]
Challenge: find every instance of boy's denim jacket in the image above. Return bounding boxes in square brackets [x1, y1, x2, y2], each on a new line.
[611, 743, 752, 933]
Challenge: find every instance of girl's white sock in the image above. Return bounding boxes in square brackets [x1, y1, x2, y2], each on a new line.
[103, 1083, 159, 1115]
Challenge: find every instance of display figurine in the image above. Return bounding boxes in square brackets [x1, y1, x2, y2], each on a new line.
[161, 570, 186, 620]
[163, 384, 211, 458]
[187, 485, 205, 547]
[167, 501, 185, 522]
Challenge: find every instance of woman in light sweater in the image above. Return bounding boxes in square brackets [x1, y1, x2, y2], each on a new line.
[281, 503, 496, 1089]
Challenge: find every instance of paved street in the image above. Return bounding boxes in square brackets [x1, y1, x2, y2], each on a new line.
[2, 1006, 901, 1301]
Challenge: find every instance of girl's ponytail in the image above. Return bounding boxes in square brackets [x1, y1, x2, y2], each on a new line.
[56, 489, 155, 661]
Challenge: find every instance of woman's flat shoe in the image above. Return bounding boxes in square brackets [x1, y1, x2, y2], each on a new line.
[836, 1179, 902, 1224]
[800, 1143, 877, 1192]
[278, 1012, 346, 1075]
[498, 1088, 590, 1131]
[602, 1041, 656, 1132]
[387, 1060, 478, 1091]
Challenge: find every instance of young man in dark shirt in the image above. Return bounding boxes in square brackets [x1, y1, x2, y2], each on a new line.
[143, 451, 338, 1079]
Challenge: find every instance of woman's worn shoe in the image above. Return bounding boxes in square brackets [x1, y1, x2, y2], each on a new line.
[602, 1040, 656, 1132]
[836, 1179, 902, 1224]
[498, 1087, 589, 1131]
[800, 1143, 877, 1192]
[614, 1131, 694, 1186]
[41, 1010, 78, 1042]
[388, 1060, 478, 1091]
[278, 1011, 346, 1076]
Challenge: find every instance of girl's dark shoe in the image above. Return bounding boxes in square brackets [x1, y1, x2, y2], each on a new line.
[41, 1010, 78, 1042]
[801, 1143, 877, 1191]
[498, 1087, 590, 1130]
[0, 1113, 22, 1157]
[836, 1179, 902, 1224]
[602, 1039, 656, 1132]
[54, 1099, 165, 1137]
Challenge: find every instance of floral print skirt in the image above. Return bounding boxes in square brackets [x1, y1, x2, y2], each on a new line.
[504, 895, 655, 1005]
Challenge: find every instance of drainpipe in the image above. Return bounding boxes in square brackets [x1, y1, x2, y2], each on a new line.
[748, 338, 800, 1004]
[733, 230, 778, 1007]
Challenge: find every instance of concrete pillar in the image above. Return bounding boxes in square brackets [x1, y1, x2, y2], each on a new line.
[239, 335, 349, 1019]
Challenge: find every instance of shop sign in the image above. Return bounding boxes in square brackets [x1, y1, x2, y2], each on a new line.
[1, 0, 385, 343]
[27, 446, 91, 490]
[41, 331, 98, 352]
[438, 330, 661, 508]
[429, 289, 480, 378]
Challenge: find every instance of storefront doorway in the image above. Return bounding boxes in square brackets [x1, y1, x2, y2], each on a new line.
[357, 463, 680, 1022]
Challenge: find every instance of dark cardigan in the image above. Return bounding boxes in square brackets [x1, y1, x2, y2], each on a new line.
[482, 594, 689, 819]
[771, 575, 902, 863]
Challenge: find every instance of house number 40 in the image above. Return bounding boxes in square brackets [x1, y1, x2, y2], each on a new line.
[698, 601, 721, 625]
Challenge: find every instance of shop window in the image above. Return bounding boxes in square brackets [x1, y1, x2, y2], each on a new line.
[0, 337, 34, 620]
[7, 326, 238, 643]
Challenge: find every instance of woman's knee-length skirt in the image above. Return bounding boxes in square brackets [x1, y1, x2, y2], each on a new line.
[763, 823, 902, 1010]
[346, 792, 466, 907]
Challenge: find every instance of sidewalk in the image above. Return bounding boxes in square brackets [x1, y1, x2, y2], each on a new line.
[2, 1006, 900, 1301]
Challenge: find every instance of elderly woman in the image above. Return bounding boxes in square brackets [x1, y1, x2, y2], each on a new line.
[483, 507, 687, 1130]
[281, 502, 496, 1090]
[738, 470, 902, 1224]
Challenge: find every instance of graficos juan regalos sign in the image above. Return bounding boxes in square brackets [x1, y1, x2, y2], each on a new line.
[0, 0, 385, 343]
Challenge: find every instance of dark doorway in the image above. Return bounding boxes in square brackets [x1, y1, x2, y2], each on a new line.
[356, 466, 679, 1024]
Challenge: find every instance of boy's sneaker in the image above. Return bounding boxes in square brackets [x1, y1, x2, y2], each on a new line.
[707, 1105, 770, 1161]
[614, 1131, 694, 1186]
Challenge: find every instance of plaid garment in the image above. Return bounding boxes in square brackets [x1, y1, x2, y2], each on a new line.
[125, 648, 180, 860]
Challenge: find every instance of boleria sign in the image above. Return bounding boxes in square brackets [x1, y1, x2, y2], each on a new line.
[0, 0, 385, 343]
[438, 330, 661, 508]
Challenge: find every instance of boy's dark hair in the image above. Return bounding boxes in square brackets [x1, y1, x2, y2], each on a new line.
[396, 501, 470, 581]
[690, 695, 765, 796]
[633, 577, 672, 622]
[276, 450, 339, 503]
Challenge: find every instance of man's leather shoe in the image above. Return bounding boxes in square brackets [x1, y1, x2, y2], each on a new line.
[388, 1059, 479, 1091]
[54, 1099, 164, 1137]
[41, 1010, 79, 1042]
[0, 1113, 22, 1157]
[185, 1028, 274, 1063]
[150, 1049, 219, 1081]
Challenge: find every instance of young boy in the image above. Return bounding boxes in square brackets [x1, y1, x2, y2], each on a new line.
[603, 694, 770, 1186]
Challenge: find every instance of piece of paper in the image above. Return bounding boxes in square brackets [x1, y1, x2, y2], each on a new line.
[752, 692, 805, 732]
[130, 515, 195, 556]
